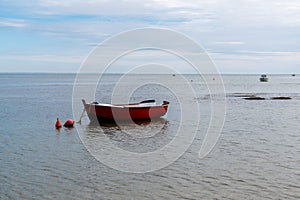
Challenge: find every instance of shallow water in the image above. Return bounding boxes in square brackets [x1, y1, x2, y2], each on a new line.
[1, 73, 300, 199]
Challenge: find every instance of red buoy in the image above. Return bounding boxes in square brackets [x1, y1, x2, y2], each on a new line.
[55, 118, 62, 129]
[63, 119, 75, 128]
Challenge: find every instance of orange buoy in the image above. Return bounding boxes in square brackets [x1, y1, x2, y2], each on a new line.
[55, 118, 62, 129]
[63, 119, 75, 128]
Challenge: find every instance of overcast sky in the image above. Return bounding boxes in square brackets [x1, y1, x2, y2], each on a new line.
[0, 0, 300, 73]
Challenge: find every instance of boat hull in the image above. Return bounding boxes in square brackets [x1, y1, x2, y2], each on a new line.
[82, 99, 169, 123]
[260, 77, 268, 82]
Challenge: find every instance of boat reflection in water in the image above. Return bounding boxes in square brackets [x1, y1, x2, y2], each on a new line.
[88, 117, 166, 127]
[81, 118, 170, 154]
[85, 118, 168, 137]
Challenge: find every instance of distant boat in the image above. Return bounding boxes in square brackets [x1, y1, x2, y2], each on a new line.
[259, 74, 268, 82]
[292, 74, 295, 77]
[82, 99, 169, 123]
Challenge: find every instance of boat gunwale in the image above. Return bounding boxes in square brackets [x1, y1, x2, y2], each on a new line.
[87, 102, 169, 109]
[82, 99, 169, 109]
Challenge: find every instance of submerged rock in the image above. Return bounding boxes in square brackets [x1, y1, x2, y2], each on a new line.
[244, 97, 265, 100]
[270, 96, 292, 100]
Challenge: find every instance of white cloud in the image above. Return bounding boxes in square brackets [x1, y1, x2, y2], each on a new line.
[1, 0, 300, 73]
[210, 51, 300, 61]
[0, 18, 27, 28]
[0, 54, 82, 63]
[209, 51, 300, 73]
[215, 0, 300, 27]
[5, 0, 300, 27]
[5, 0, 300, 37]
[214, 41, 244, 45]
[33, 0, 153, 15]
[147, 0, 199, 9]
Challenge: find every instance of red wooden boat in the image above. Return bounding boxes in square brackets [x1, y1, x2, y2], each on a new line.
[82, 99, 169, 122]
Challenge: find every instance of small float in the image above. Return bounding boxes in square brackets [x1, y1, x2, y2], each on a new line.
[55, 118, 62, 129]
[259, 74, 268, 82]
[81, 99, 169, 123]
[64, 119, 75, 128]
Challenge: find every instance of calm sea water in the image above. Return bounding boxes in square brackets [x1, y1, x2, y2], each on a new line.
[1, 73, 300, 199]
